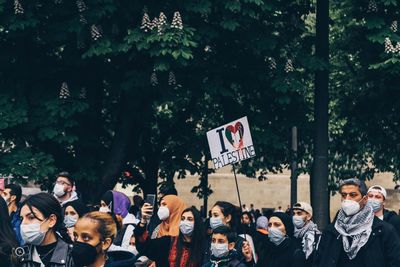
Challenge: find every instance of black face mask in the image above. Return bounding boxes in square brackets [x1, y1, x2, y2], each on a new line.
[72, 241, 101, 266]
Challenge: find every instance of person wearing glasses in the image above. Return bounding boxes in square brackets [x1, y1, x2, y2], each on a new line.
[53, 171, 79, 209]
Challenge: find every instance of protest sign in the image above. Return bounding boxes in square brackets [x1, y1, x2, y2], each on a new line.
[207, 116, 255, 169]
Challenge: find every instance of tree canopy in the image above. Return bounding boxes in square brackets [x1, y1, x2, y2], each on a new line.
[0, 0, 398, 203]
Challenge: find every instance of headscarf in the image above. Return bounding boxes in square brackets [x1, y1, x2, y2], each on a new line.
[158, 195, 186, 237]
[101, 190, 131, 218]
[270, 212, 294, 238]
[64, 199, 89, 217]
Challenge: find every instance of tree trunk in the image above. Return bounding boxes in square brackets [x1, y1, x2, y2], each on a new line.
[96, 94, 136, 199]
[311, 0, 330, 231]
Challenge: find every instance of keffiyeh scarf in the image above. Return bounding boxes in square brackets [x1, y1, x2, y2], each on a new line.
[294, 221, 321, 259]
[334, 202, 374, 260]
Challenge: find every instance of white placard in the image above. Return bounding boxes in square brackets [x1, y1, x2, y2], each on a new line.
[206, 116, 256, 169]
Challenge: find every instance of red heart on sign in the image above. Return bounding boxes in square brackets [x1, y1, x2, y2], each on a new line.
[225, 122, 244, 149]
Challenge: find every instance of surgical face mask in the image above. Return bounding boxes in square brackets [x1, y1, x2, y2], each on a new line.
[179, 220, 194, 236]
[53, 183, 66, 198]
[341, 199, 361, 216]
[292, 215, 306, 229]
[210, 242, 229, 258]
[2, 196, 10, 205]
[268, 227, 286, 246]
[20, 220, 48, 246]
[157, 206, 170, 221]
[64, 215, 78, 228]
[210, 217, 224, 230]
[99, 206, 110, 213]
[368, 199, 383, 213]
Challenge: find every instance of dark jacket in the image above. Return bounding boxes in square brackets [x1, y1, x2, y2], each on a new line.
[313, 217, 400, 267]
[256, 238, 304, 267]
[202, 251, 247, 267]
[293, 229, 321, 267]
[204, 235, 248, 264]
[383, 209, 400, 236]
[15, 238, 74, 267]
[0, 246, 16, 267]
[11, 207, 23, 246]
[105, 250, 136, 267]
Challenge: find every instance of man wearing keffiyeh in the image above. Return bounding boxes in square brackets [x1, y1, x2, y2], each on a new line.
[292, 202, 321, 267]
[313, 178, 400, 267]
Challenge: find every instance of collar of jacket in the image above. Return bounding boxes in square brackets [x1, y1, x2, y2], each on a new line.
[19, 238, 72, 265]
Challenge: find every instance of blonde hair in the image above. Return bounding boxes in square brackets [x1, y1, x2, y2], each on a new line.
[81, 211, 117, 240]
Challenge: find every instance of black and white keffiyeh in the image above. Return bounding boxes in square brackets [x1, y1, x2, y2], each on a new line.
[334, 202, 374, 260]
[294, 221, 321, 259]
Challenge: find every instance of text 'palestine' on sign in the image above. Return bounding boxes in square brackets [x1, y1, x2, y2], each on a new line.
[206, 116, 256, 169]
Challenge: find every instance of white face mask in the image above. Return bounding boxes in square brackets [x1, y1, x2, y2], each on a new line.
[341, 199, 361, 216]
[210, 243, 229, 258]
[2, 196, 10, 205]
[210, 217, 224, 230]
[368, 199, 383, 213]
[268, 227, 286, 246]
[292, 215, 306, 229]
[20, 220, 48, 246]
[64, 215, 79, 228]
[179, 220, 194, 236]
[157, 206, 170, 221]
[53, 183, 66, 198]
[99, 207, 110, 213]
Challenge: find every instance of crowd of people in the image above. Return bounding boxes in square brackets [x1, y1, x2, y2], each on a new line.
[0, 172, 400, 267]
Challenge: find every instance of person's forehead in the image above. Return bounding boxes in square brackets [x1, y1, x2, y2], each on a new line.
[3, 188, 11, 194]
[65, 205, 77, 213]
[270, 216, 283, 224]
[75, 218, 99, 235]
[341, 184, 360, 193]
[212, 233, 227, 241]
[182, 211, 193, 218]
[293, 208, 306, 214]
[212, 205, 222, 213]
[57, 176, 70, 182]
[368, 191, 384, 197]
[20, 205, 43, 218]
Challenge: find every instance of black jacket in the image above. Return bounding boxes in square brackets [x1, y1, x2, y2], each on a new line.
[383, 209, 400, 237]
[256, 238, 304, 267]
[15, 238, 74, 267]
[313, 217, 400, 267]
[105, 250, 136, 267]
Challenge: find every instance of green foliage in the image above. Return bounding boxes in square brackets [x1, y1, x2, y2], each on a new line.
[3, 0, 397, 200]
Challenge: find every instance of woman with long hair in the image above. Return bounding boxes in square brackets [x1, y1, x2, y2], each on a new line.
[135, 206, 206, 267]
[72, 211, 136, 266]
[16, 192, 74, 267]
[209, 201, 241, 233]
[0, 197, 18, 266]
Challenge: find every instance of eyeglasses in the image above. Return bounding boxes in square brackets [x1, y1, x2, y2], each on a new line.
[56, 181, 71, 187]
